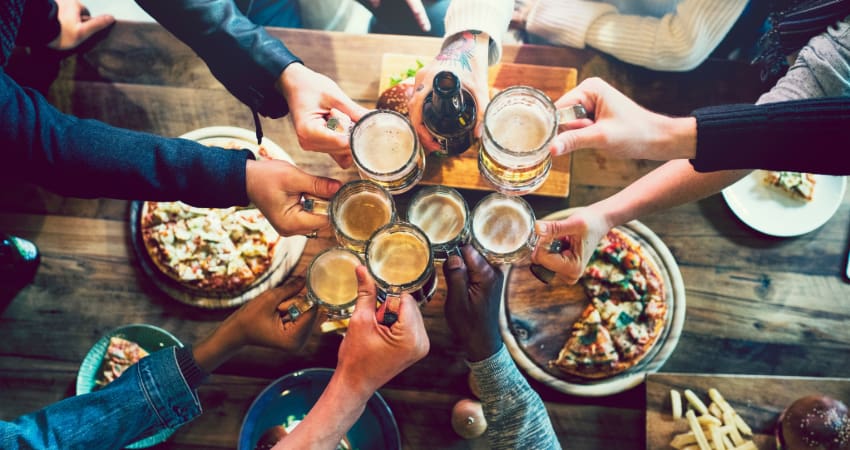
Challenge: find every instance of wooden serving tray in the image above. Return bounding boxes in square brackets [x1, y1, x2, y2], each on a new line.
[498, 209, 686, 396]
[646, 373, 850, 450]
[378, 53, 577, 198]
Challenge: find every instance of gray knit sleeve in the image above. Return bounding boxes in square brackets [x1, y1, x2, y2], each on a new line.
[468, 345, 560, 450]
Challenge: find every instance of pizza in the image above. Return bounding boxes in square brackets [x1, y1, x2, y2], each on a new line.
[139, 137, 283, 295]
[762, 170, 816, 201]
[95, 336, 149, 389]
[549, 228, 668, 379]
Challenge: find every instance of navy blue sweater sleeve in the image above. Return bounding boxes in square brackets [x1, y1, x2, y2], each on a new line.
[690, 97, 850, 175]
[16, 0, 60, 47]
[1, 70, 252, 207]
[135, 0, 302, 119]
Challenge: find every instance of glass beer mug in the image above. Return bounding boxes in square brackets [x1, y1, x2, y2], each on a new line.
[350, 109, 426, 195]
[405, 185, 470, 260]
[469, 192, 538, 264]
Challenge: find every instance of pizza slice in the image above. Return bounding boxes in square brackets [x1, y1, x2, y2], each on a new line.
[549, 305, 622, 378]
[762, 170, 816, 201]
[95, 336, 150, 389]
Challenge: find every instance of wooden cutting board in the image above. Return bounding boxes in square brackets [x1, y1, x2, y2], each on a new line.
[646, 373, 850, 450]
[378, 53, 577, 198]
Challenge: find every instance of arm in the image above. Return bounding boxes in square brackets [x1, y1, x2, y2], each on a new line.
[523, 0, 747, 71]
[275, 267, 429, 449]
[0, 279, 317, 450]
[443, 246, 560, 449]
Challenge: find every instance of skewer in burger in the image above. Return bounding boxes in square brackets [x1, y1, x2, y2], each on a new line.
[776, 395, 850, 450]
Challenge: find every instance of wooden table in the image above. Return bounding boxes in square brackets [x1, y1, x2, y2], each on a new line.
[2, 24, 849, 449]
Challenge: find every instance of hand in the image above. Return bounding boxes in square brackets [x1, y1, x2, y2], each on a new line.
[408, 31, 490, 153]
[245, 159, 341, 237]
[335, 266, 430, 398]
[364, 0, 431, 32]
[531, 207, 611, 284]
[193, 277, 317, 373]
[48, 0, 115, 50]
[549, 77, 696, 161]
[278, 64, 370, 168]
[443, 245, 503, 362]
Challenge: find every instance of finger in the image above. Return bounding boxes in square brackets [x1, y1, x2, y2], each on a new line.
[469, 84, 489, 139]
[405, 0, 431, 32]
[459, 244, 496, 283]
[273, 275, 307, 304]
[77, 14, 115, 41]
[283, 164, 342, 198]
[330, 96, 370, 123]
[392, 293, 426, 332]
[442, 251, 469, 306]
[275, 211, 330, 237]
[549, 126, 605, 157]
[354, 265, 378, 315]
[535, 218, 583, 240]
[375, 294, 401, 326]
[331, 153, 354, 169]
[408, 83, 442, 153]
[554, 77, 608, 117]
[300, 121, 351, 153]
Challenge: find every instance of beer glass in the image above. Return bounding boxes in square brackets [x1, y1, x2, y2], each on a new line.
[479, 86, 587, 195]
[302, 180, 396, 253]
[303, 247, 364, 320]
[365, 222, 436, 324]
[406, 186, 470, 260]
[470, 193, 537, 264]
[350, 109, 426, 195]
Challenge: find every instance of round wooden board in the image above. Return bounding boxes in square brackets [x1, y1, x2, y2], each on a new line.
[499, 209, 686, 396]
[128, 127, 307, 309]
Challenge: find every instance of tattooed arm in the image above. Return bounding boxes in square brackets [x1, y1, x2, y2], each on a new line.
[408, 0, 512, 153]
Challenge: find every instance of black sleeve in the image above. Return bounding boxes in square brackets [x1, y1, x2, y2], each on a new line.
[135, 0, 302, 119]
[690, 97, 850, 175]
[16, 0, 60, 47]
[1, 70, 253, 207]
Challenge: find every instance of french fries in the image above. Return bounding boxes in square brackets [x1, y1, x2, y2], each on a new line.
[667, 387, 758, 450]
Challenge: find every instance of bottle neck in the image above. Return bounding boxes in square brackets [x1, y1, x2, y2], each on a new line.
[431, 71, 465, 115]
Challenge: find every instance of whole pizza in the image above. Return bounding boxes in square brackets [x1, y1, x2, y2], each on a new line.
[139, 137, 282, 295]
[549, 228, 668, 379]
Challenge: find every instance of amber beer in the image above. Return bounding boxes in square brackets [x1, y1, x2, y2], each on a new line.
[479, 86, 560, 195]
[366, 222, 436, 307]
[406, 186, 470, 259]
[470, 193, 537, 264]
[306, 247, 364, 319]
[324, 180, 396, 253]
[351, 110, 425, 194]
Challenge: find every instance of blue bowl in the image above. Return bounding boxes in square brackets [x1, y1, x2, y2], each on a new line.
[239, 368, 401, 450]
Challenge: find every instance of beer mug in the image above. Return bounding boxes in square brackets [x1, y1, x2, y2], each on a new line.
[302, 180, 396, 253]
[479, 86, 587, 195]
[406, 185, 470, 260]
[365, 222, 436, 324]
[303, 247, 364, 320]
[350, 109, 426, 195]
[470, 193, 538, 264]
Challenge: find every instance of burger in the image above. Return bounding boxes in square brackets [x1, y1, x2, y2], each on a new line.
[376, 77, 415, 116]
[776, 395, 850, 450]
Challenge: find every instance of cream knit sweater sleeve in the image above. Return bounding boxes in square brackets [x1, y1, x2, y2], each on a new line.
[525, 0, 748, 71]
[443, 0, 513, 65]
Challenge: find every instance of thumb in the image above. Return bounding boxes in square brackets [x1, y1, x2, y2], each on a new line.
[442, 252, 469, 306]
[535, 218, 582, 240]
[549, 126, 603, 157]
[78, 14, 115, 41]
[354, 265, 378, 315]
[284, 164, 342, 198]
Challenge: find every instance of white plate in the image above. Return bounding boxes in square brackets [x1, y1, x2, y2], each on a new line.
[721, 171, 847, 237]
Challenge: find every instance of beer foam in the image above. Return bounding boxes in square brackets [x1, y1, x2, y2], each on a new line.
[368, 232, 429, 285]
[473, 199, 531, 254]
[488, 103, 552, 152]
[354, 116, 416, 174]
[310, 251, 359, 305]
[408, 193, 466, 244]
[336, 191, 392, 241]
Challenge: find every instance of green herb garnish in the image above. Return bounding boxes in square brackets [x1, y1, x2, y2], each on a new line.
[389, 59, 424, 87]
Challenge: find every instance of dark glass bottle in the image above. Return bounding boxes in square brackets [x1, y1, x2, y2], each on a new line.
[0, 234, 40, 290]
[422, 71, 477, 156]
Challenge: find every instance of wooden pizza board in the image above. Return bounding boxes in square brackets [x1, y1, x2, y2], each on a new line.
[646, 373, 850, 450]
[499, 209, 686, 396]
[378, 53, 577, 198]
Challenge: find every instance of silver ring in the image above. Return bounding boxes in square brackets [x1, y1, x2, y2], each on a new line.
[305, 230, 319, 239]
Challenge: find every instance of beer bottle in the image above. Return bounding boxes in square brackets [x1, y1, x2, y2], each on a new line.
[422, 71, 477, 156]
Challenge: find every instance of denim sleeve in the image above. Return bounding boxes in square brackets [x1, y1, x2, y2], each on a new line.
[468, 345, 561, 450]
[0, 347, 202, 450]
[135, 0, 302, 119]
[0, 70, 252, 207]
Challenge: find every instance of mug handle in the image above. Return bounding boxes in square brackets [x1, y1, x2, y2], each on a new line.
[529, 239, 565, 284]
[557, 104, 588, 124]
[300, 195, 330, 216]
[282, 296, 316, 323]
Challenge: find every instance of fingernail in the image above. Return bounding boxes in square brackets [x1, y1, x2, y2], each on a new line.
[537, 222, 548, 234]
[445, 255, 463, 270]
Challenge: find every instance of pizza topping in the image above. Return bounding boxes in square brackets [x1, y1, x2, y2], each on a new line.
[762, 170, 816, 201]
[95, 336, 149, 389]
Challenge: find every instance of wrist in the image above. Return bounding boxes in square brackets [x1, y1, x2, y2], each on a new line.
[329, 367, 375, 406]
[275, 61, 308, 99]
[655, 115, 697, 161]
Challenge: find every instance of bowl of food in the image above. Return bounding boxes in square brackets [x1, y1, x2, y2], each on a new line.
[239, 368, 401, 450]
[76, 323, 184, 448]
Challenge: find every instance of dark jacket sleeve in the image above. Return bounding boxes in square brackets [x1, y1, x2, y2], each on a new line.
[16, 0, 60, 47]
[690, 97, 850, 175]
[135, 0, 302, 119]
[1, 70, 253, 207]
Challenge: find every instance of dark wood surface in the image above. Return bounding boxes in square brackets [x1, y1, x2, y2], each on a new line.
[1, 23, 849, 450]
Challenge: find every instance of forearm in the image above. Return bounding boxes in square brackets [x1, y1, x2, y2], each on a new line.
[594, 160, 750, 229]
[469, 345, 560, 450]
[274, 371, 371, 450]
[192, 320, 245, 374]
[443, 0, 512, 65]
